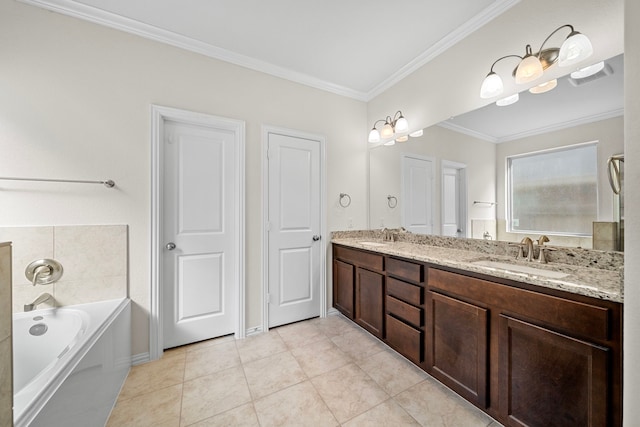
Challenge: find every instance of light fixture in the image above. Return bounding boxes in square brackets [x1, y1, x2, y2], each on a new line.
[496, 93, 519, 106]
[409, 129, 424, 138]
[479, 24, 593, 99]
[570, 61, 604, 79]
[529, 79, 557, 94]
[368, 110, 411, 143]
[395, 135, 409, 143]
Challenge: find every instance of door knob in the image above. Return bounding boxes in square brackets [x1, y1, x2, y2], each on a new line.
[165, 242, 176, 250]
[312, 235, 321, 241]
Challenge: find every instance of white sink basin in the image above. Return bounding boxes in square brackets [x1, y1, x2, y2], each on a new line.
[471, 260, 569, 279]
[358, 241, 387, 247]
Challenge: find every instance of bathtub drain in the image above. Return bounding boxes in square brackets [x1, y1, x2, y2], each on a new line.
[29, 323, 48, 336]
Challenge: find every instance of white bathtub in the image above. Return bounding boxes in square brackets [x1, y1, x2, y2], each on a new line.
[13, 298, 131, 427]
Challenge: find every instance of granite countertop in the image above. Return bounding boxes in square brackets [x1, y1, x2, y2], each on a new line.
[332, 236, 624, 303]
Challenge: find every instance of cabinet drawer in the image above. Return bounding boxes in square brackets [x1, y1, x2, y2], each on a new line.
[387, 257, 423, 283]
[428, 268, 611, 341]
[334, 245, 384, 272]
[387, 277, 422, 305]
[386, 314, 422, 364]
[387, 295, 422, 327]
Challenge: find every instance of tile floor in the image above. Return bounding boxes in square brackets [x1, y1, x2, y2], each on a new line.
[107, 314, 503, 426]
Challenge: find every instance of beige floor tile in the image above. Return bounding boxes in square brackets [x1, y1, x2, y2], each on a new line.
[236, 330, 288, 364]
[342, 399, 420, 426]
[186, 403, 259, 426]
[184, 341, 240, 381]
[394, 377, 494, 427]
[330, 328, 385, 361]
[290, 337, 351, 378]
[180, 365, 252, 426]
[253, 381, 338, 427]
[118, 352, 186, 401]
[311, 363, 389, 423]
[183, 334, 236, 352]
[276, 319, 326, 349]
[107, 383, 182, 427]
[311, 314, 358, 338]
[243, 351, 307, 399]
[357, 350, 428, 396]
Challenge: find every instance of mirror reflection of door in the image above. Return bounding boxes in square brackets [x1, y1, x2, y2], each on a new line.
[442, 161, 467, 238]
[401, 154, 434, 234]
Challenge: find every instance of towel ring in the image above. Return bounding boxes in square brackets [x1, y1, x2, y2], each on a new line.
[339, 193, 351, 208]
[387, 195, 397, 209]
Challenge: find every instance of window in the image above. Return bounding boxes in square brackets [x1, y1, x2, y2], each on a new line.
[507, 142, 598, 236]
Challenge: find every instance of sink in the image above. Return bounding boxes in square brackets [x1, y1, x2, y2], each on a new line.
[471, 260, 569, 279]
[358, 241, 387, 247]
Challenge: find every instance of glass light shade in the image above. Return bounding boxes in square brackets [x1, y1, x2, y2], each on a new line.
[480, 72, 503, 99]
[558, 32, 593, 67]
[394, 116, 409, 133]
[368, 128, 381, 143]
[570, 61, 604, 79]
[529, 79, 557, 94]
[395, 135, 409, 143]
[383, 140, 395, 146]
[409, 129, 424, 138]
[496, 93, 519, 106]
[380, 123, 394, 138]
[515, 55, 544, 84]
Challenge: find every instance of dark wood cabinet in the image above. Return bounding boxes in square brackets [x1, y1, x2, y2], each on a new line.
[356, 267, 384, 337]
[332, 244, 622, 427]
[499, 315, 608, 427]
[426, 291, 488, 407]
[333, 259, 354, 319]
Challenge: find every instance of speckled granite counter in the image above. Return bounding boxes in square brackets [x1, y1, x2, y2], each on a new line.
[332, 230, 624, 303]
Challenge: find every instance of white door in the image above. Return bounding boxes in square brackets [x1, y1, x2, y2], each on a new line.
[442, 167, 461, 237]
[442, 162, 467, 238]
[401, 154, 434, 234]
[266, 131, 322, 328]
[162, 120, 238, 348]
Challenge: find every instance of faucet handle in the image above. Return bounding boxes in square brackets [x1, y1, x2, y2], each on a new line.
[537, 235, 550, 246]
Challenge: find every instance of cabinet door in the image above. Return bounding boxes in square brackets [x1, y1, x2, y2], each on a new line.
[356, 268, 384, 338]
[426, 291, 488, 407]
[499, 315, 608, 427]
[333, 259, 354, 319]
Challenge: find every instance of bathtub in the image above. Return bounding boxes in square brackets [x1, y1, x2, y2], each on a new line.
[13, 298, 131, 427]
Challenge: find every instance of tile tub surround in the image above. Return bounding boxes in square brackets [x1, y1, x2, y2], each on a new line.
[108, 315, 503, 427]
[0, 225, 127, 312]
[0, 243, 12, 427]
[332, 230, 623, 302]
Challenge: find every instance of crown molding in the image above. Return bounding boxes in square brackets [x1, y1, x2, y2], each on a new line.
[18, 0, 371, 101]
[19, 0, 519, 102]
[439, 108, 624, 144]
[364, 0, 521, 100]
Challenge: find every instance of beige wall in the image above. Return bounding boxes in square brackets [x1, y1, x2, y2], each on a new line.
[0, 243, 12, 426]
[624, 0, 640, 423]
[495, 116, 624, 247]
[0, 1, 368, 356]
[369, 125, 496, 235]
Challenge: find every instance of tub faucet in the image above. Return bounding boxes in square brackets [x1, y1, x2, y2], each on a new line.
[24, 293, 54, 312]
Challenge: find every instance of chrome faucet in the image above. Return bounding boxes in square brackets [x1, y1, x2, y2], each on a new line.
[24, 293, 54, 312]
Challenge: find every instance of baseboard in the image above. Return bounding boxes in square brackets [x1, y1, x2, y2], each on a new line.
[131, 352, 150, 366]
[245, 325, 263, 337]
[327, 307, 340, 316]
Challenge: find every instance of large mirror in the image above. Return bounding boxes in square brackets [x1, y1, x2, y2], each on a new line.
[369, 54, 624, 249]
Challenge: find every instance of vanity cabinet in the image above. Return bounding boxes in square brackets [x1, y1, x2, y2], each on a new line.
[385, 258, 424, 365]
[333, 245, 385, 337]
[332, 244, 622, 427]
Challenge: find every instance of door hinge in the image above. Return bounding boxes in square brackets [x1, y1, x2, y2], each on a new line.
[266, 293, 270, 304]
[266, 222, 271, 232]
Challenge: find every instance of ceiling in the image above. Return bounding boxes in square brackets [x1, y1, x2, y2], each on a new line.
[19, 0, 520, 101]
[439, 54, 624, 143]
